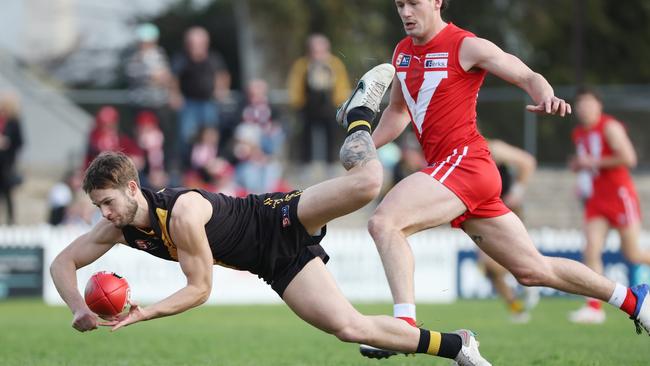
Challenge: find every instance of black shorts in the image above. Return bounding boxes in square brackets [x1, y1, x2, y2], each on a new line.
[256, 190, 329, 296]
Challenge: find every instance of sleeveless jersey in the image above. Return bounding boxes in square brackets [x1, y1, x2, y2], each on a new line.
[392, 23, 487, 164]
[571, 113, 635, 197]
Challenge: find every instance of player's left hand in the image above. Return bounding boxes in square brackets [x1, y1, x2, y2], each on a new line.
[99, 300, 148, 332]
[526, 96, 572, 117]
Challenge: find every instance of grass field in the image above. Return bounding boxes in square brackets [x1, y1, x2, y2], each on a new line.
[1, 298, 649, 365]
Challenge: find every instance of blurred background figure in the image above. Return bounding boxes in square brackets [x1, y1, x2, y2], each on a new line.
[0, 91, 24, 225]
[124, 23, 178, 169]
[172, 26, 230, 166]
[287, 33, 350, 180]
[84, 106, 142, 169]
[134, 111, 168, 190]
[47, 169, 85, 226]
[569, 87, 650, 324]
[482, 139, 539, 322]
[231, 79, 288, 194]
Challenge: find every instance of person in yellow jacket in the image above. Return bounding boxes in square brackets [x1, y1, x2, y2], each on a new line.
[287, 34, 351, 166]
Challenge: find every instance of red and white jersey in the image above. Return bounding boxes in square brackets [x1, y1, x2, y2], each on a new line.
[392, 23, 487, 164]
[571, 113, 636, 198]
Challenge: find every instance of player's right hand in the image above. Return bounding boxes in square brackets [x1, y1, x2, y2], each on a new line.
[72, 307, 99, 333]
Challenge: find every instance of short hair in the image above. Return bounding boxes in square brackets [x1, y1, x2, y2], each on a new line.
[574, 86, 602, 103]
[82, 152, 140, 193]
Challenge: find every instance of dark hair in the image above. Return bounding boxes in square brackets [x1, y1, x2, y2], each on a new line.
[441, 0, 450, 12]
[574, 86, 602, 103]
[82, 151, 140, 193]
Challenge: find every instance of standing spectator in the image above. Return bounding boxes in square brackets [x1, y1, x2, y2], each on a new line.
[85, 106, 142, 169]
[172, 26, 230, 165]
[0, 91, 23, 225]
[124, 23, 179, 167]
[287, 34, 350, 170]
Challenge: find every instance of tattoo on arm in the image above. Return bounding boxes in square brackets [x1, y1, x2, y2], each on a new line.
[339, 131, 378, 170]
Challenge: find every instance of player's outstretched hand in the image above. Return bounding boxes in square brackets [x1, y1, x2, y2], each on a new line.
[526, 96, 572, 117]
[72, 307, 100, 332]
[98, 300, 147, 332]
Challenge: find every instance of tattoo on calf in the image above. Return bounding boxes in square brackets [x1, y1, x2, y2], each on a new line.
[340, 131, 377, 170]
[470, 235, 483, 245]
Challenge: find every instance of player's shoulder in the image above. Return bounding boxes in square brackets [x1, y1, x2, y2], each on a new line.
[172, 190, 213, 221]
[90, 218, 124, 245]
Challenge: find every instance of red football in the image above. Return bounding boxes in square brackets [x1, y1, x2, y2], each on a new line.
[84, 271, 130, 318]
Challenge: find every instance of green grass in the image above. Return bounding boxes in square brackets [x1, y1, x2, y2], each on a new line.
[0, 298, 648, 365]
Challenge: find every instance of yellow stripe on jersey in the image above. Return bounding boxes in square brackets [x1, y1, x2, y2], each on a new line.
[155, 208, 178, 260]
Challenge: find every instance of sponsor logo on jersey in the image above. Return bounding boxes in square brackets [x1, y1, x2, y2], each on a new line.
[135, 239, 158, 251]
[425, 52, 449, 58]
[281, 205, 291, 227]
[425, 58, 448, 69]
[396, 53, 411, 67]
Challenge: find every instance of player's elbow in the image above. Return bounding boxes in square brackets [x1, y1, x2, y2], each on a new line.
[194, 285, 211, 306]
[625, 153, 637, 169]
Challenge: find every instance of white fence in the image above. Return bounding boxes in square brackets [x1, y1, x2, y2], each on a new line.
[1, 225, 649, 305]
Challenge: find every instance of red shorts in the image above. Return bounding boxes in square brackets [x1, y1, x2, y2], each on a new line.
[421, 145, 510, 228]
[585, 185, 641, 228]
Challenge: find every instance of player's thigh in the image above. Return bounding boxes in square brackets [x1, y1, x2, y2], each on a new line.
[297, 160, 383, 235]
[479, 249, 507, 276]
[282, 258, 362, 334]
[463, 212, 544, 274]
[584, 218, 609, 255]
[373, 172, 466, 235]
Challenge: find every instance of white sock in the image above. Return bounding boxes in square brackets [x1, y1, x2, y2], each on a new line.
[608, 283, 628, 308]
[393, 303, 416, 319]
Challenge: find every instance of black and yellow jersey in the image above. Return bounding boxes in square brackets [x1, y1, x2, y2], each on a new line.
[121, 187, 327, 294]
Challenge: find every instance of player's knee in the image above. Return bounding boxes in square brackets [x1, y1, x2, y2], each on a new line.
[332, 321, 366, 344]
[512, 265, 550, 287]
[355, 167, 383, 201]
[368, 213, 397, 241]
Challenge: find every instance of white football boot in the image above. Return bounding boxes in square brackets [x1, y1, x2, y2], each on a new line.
[335, 63, 395, 129]
[630, 284, 650, 336]
[452, 329, 492, 366]
[568, 305, 606, 324]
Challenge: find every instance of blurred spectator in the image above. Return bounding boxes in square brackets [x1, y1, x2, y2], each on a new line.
[0, 91, 24, 225]
[232, 122, 285, 194]
[391, 134, 427, 187]
[287, 34, 350, 166]
[85, 106, 143, 169]
[241, 79, 285, 157]
[184, 126, 247, 197]
[134, 111, 168, 190]
[124, 23, 179, 167]
[172, 26, 231, 165]
[47, 169, 84, 226]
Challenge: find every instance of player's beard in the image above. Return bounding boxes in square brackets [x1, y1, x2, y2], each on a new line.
[114, 195, 138, 228]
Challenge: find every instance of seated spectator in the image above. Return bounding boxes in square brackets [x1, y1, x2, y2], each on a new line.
[232, 122, 288, 194]
[134, 111, 168, 190]
[241, 79, 285, 157]
[85, 106, 143, 169]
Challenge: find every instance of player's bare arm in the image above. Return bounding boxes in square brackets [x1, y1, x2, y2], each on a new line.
[50, 219, 123, 332]
[371, 75, 412, 149]
[600, 120, 637, 168]
[459, 37, 571, 116]
[111, 192, 214, 331]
